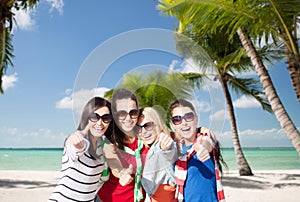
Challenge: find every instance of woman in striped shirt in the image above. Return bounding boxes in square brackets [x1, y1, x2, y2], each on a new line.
[48, 97, 114, 202]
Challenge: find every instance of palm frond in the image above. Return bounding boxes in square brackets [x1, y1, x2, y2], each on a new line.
[165, 72, 194, 97]
[256, 42, 285, 66]
[228, 76, 273, 113]
[180, 72, 210, 89]
[174, 32, 215, 72]
[0, 27, 15, 93]
[1, 0, 40, 93]
[159, 0, 299, 53]
[103, 89, 114, 101]
[19, 0, 40, 10]
[2, 27, 14, 69]
[121, 73, 144, 92]
[111, 70, 193, 112]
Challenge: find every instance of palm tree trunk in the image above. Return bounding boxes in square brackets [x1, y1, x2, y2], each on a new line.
[284, 34, 300, 103]
[237, 27, 300, 155]
[0, 19, 5, 93]
[219, 75, 253, 176]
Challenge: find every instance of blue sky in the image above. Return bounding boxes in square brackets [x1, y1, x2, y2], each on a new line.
[0, 0, 299, 148]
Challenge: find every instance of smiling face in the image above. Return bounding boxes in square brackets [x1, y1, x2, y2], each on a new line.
[171, 106, 198, 145]
[137, 114, 159, 146]
[115, 98, 138, 132]
[89, 106, 111, 138]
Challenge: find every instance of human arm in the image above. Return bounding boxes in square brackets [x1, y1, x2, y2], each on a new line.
[103, 143, 123, 178]
[103, 143, 134, 186]
[65, 124, 90, 160]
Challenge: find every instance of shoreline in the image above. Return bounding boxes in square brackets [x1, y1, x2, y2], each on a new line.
[1, 169, 300, 202]
[0, 146, 296, 150]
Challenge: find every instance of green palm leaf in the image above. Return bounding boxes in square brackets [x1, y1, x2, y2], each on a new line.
[228, 76, 273, 113]
[0, 0, 39, 93]
[0, 27, 14, 93]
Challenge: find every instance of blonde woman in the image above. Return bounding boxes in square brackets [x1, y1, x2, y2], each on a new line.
[137, 107, 178, 202]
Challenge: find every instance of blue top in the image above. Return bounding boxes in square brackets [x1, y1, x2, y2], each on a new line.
[182, 144, 218, 202]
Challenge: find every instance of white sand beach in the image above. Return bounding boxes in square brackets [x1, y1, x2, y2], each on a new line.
[0, 169, 299, 202]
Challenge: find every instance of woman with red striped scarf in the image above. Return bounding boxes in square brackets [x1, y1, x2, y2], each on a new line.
[169, 99, 227, 202]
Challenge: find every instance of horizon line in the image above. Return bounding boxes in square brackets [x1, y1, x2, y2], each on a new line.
[0, 146, 296, 150]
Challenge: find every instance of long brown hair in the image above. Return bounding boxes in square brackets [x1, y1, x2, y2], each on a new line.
[111, 88, 139, 150]
[78, 97, 113, 141]
[77, 97, 114, 158]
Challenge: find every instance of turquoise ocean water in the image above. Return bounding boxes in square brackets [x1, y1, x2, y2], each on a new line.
[0, 148, 299, 171]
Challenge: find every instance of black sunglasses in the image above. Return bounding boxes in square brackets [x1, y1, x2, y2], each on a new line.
[88, 113, 112, 124]
[136, 122, 155, 133]
[171, 112, 195, 125]
[115, 109, 139, 120]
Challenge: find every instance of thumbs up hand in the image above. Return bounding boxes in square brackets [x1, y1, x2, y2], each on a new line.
[67, 123, 91, 149]
[198, 135, 213, 152]
[159, 132, 173, 151]
[193, 136, 211, 162]
[119, 164, 134, 186]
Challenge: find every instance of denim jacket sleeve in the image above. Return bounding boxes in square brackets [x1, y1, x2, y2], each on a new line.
[141, 141, 178, 197]
[157, 140, 179, 164]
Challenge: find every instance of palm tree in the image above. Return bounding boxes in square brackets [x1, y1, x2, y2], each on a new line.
[266, 0, 300, 103]
[0, 0, 39, 93]
[224, 0, 300, 102]
[104, 70, 193, 122]
[160, 0, 300, 102]
[157, 0, 300, 157]
[176, 25, 281, 175]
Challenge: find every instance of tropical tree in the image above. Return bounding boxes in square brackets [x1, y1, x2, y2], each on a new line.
[0, 0, 39, 93]
[232, 0, 300, 103]
[157, 0, 300, 157]
[104, 70, 193, 121]
[176, 26, 281, 175]
[159, 0, 300, 102]
[267, 0, 300, 103]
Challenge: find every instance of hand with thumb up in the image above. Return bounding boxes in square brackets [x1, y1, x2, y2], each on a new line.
[119, 164, 134, 186]
[159, 132, 173, 151]
[193, 135, 212, 162]
[67, 123, 91, 150]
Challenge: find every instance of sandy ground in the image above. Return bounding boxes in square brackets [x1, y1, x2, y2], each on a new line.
[0, 169, 299, 202]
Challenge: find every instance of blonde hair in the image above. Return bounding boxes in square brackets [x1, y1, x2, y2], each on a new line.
[140, 107, 170, 135]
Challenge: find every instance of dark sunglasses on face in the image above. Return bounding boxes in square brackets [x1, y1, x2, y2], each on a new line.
[171, 112, 195, 125]
[137, 122, 154, 133]
[88, 113, 112, 124]
[116, 109, 139, 120]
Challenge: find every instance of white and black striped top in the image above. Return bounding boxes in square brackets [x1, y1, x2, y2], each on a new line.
[48, 139, 107, 202]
